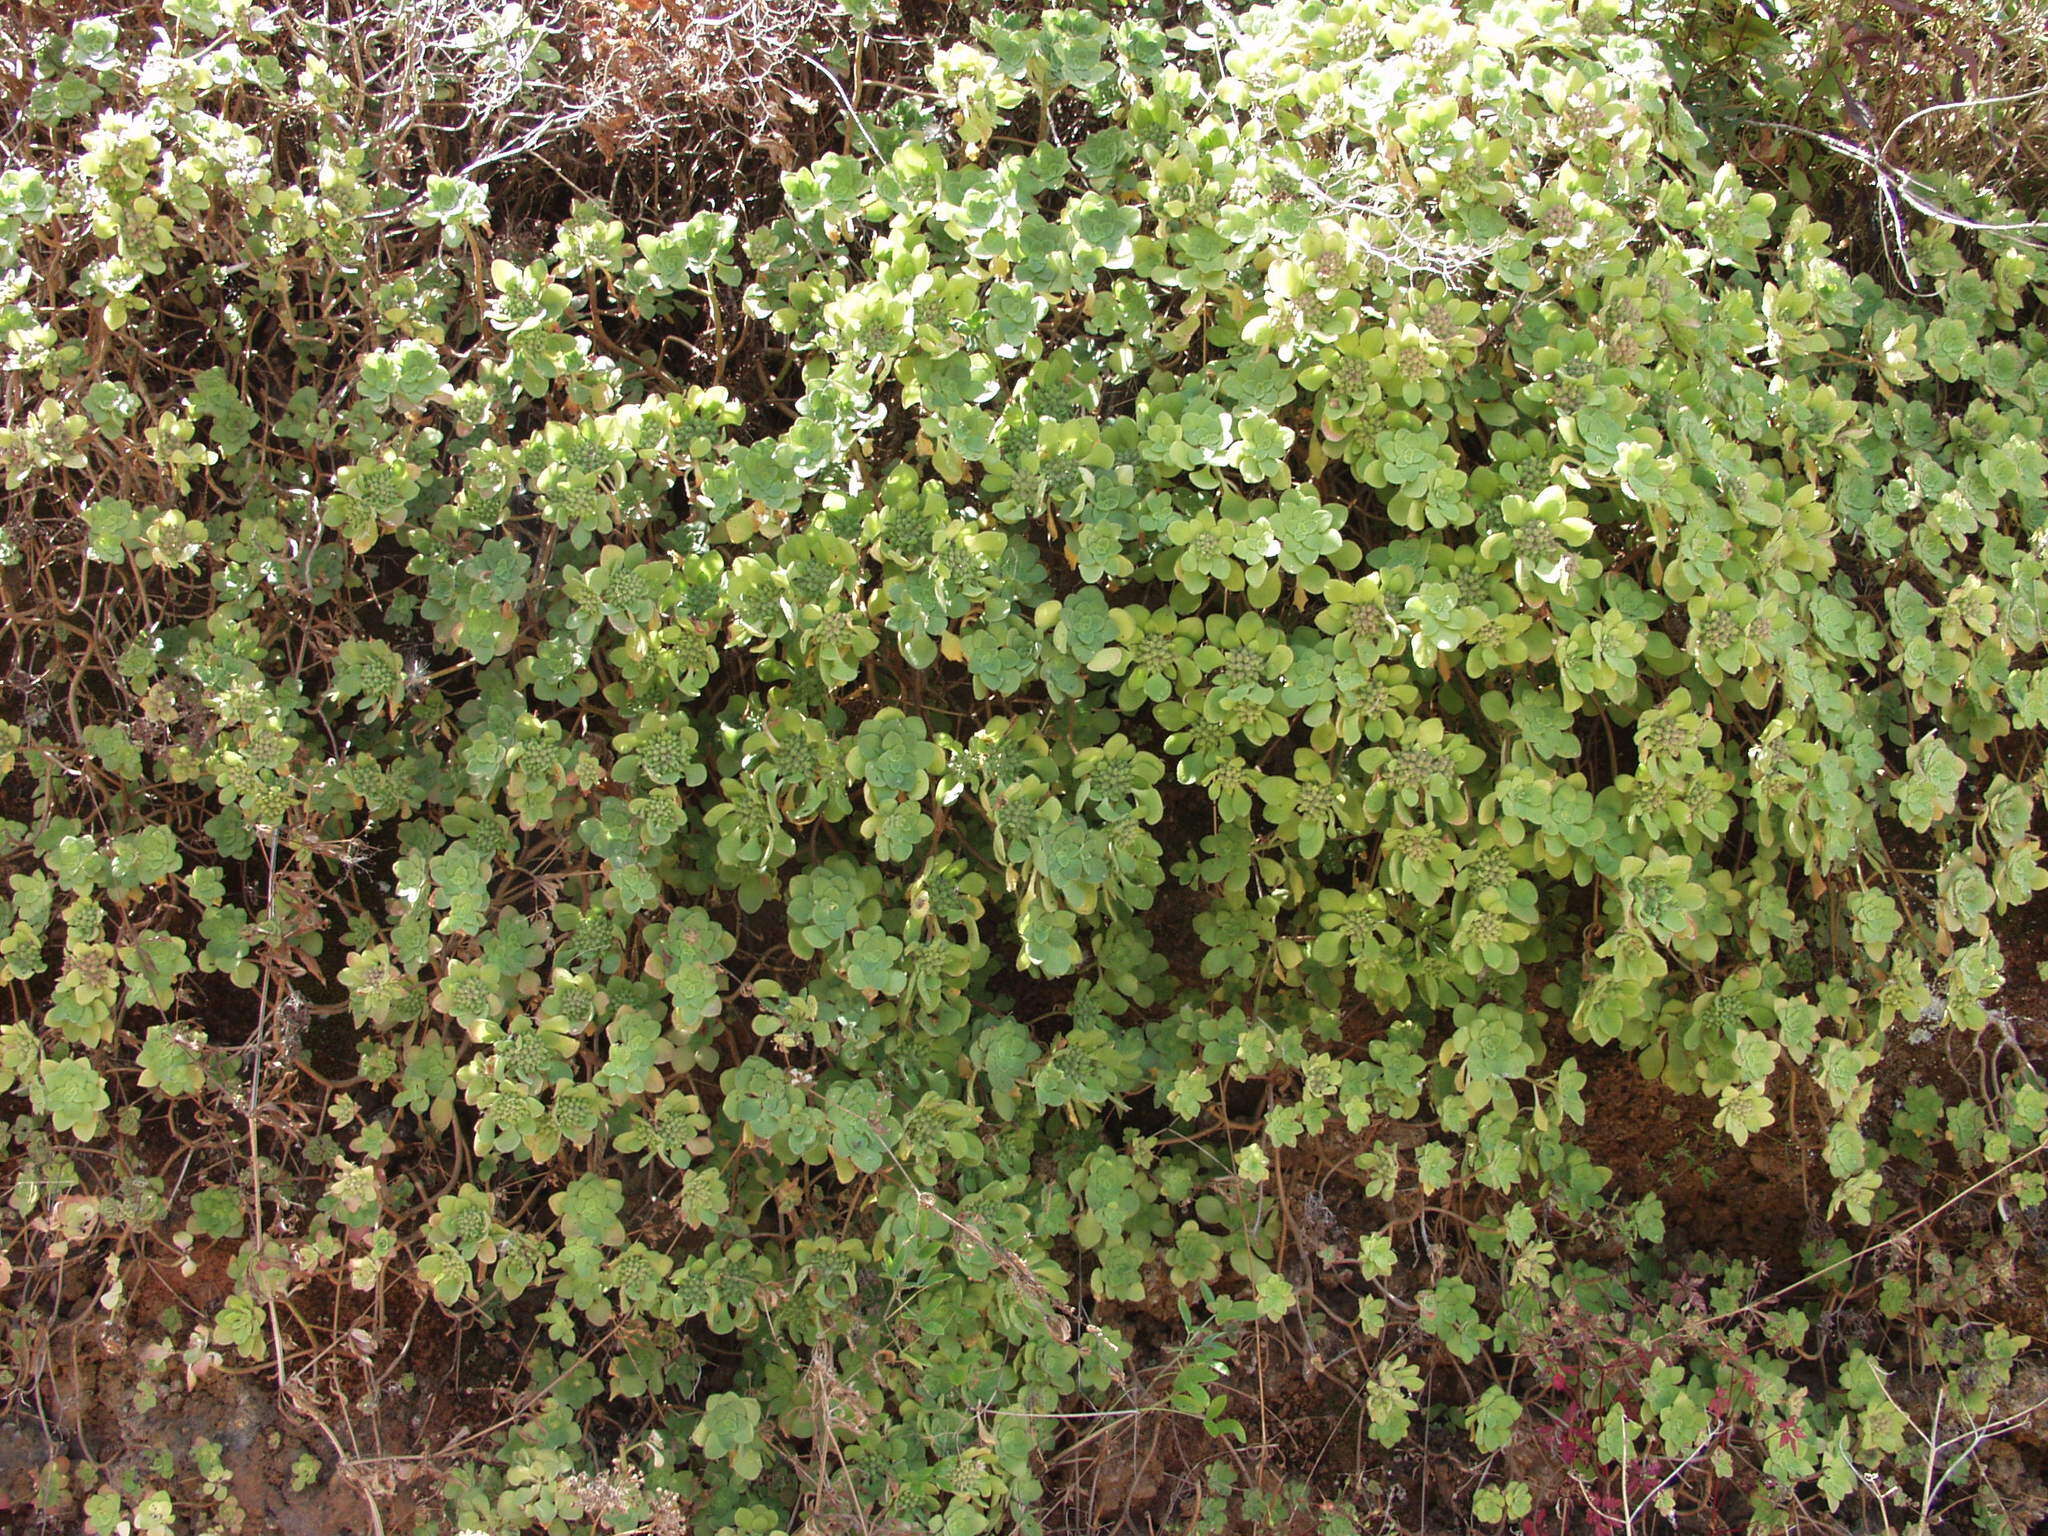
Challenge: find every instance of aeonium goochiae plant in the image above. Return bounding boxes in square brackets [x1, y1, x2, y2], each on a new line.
[2, 0, 2047, 1532]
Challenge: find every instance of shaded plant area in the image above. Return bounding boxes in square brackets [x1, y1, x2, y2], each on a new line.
[1, 2, 2047, 1535]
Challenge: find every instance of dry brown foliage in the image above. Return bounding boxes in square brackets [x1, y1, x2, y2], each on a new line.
[570, 0, 847, 166]
[1826, 0, 2048, 209]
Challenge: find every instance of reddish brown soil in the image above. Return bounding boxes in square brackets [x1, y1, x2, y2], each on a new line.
[1575, 1054, 1820, 1279]
[0, 1236, 505, 1534]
